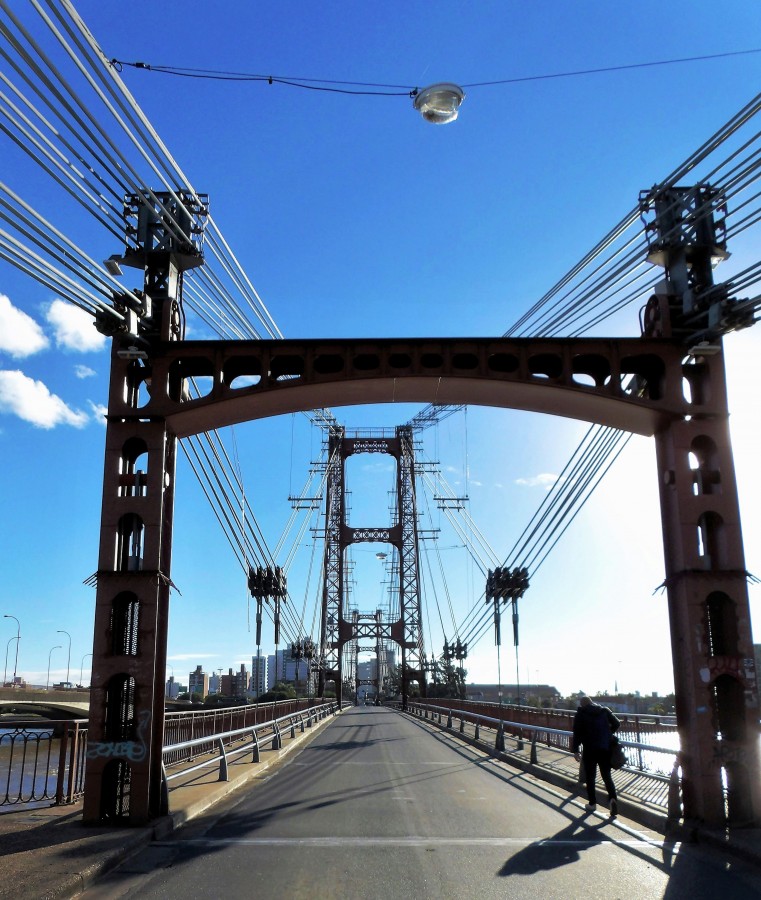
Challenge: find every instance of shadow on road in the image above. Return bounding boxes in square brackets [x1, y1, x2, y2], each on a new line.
[497, 818, 605, 876]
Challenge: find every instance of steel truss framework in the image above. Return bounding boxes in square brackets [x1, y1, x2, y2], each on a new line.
[318, 433, 426, 707]
[83, 192, 761, 829]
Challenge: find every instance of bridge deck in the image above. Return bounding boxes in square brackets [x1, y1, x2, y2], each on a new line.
[3, 706, 760, 899]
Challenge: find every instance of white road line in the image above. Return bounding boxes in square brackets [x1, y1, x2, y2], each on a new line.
[291, 761, 462, 766]
[157, 836, 670, 848]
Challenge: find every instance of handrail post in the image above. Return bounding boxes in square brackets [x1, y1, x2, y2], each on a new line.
[530, 731, 538, 764]
[474, 722, 480, 741]
[516, 727, 524, 751]
[159, 763, 169, 815]
[272, 722, 282, 751]
[251, 727, 260, 763]
[446, 710, 453, 729]
[217, 738, 229, 782]
[459, 716, 465, 734]
[496, 722, 505, 752]
[668, 757, 682, 820]
[55, 722, 70, 805]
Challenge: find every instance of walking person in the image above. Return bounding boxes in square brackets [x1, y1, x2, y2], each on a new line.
[572, 694, 620, 817]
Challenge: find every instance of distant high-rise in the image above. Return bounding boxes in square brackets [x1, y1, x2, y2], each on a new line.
[188, 665, 209, 698]
[251, 655, 267, 696]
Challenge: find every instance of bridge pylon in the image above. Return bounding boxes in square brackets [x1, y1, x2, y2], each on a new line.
[317, 429, 427, 706]
[83, 191, 208, 824]
[641, 185, 760, 825]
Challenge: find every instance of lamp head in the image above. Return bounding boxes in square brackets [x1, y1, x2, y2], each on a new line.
[412, 83, 465, 124]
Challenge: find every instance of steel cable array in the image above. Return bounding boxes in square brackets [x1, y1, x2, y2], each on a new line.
[4, 4, 761, 668]
[0, 0, 328, 646]
[410, 92, 761, 657]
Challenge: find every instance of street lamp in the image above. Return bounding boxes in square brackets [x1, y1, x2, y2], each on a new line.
[80, 653, 93, 688]
[47, 645, 62, 690]
[3, 636, 19, 687]
[3, 615, 20, 685]
[57, 630, 71, 687]
[412, 83, 465, 124]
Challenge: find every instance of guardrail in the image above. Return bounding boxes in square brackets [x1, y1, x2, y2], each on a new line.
[0, 698, 341, 810]
[0, 719, 88, 808]
[161, 701, 341, 790]
[404, 701, 682, 818]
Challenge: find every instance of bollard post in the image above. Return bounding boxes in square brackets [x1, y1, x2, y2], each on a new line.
[251, 728, 260, 763]
[475, 723, 480, 741]
[290, 720, 297, 739]
[516, 728, 524, 752]
[496, 723, 505, 752]
[217, 738, 229, 782]
[300, 717, 305, 733]
[272, 723, 282, 751]
[460, 716, 465, 734]
[530, 732, 538, 764]
[159, 763, 169, 815]
[447, 710, 453, 729]
[438, 711, 442, 724]
[667, 758, 682, 820]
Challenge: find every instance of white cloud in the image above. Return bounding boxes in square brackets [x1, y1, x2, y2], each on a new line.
[46, 300, 106, 352]
[0, 294, 48, 358]
[88, 400, 108, 423]
[0, 370, 88, 429]
[515, 472, 558, 490]
[75, 364, 96, 379]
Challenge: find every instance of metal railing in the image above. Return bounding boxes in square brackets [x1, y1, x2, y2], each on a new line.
[162, 701, 340, 786]
[404, 701, 682, 817]
[0, 720, 88, 808]
[0, 699, 339, 810]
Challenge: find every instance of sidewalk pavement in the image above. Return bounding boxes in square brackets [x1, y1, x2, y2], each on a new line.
[409, 705, 761, 872]
[0, 709, 339, 900]
[2, 706, 760, 899]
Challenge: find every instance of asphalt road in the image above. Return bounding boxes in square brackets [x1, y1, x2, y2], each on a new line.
[85, 706, 761, 899]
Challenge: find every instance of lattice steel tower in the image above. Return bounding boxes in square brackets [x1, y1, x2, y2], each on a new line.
[317, 427, 426, 706]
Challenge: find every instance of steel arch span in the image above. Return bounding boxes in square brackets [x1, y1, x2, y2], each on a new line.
[119, 336, 689, 439]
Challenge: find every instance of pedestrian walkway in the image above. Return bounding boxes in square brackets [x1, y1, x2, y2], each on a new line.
[1, 705, 759, 899]
[407, 704, 761, 870]
[0, 709, 338, 899]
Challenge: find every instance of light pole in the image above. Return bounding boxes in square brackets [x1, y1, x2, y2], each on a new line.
[57, 630, 71, 687]
[80, 653, 93, 688]
[3, 615, 20, 686]
[47, 645, 62, 690]
[4, 636, 19, 687]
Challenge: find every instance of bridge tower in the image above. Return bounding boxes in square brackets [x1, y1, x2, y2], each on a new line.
[83, 191, 208, 824]
[317, 428, 427, 706]
[641, 185, 760, 824]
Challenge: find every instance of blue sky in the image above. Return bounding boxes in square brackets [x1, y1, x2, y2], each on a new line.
[1, 1, 761, 697]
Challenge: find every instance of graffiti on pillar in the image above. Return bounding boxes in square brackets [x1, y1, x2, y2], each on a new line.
[86, 709, 151, 762]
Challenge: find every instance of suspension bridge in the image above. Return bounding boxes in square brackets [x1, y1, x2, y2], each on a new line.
[2, 3, 761, 893]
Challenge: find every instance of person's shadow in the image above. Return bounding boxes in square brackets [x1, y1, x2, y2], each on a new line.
[498, 815, 604, 877]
